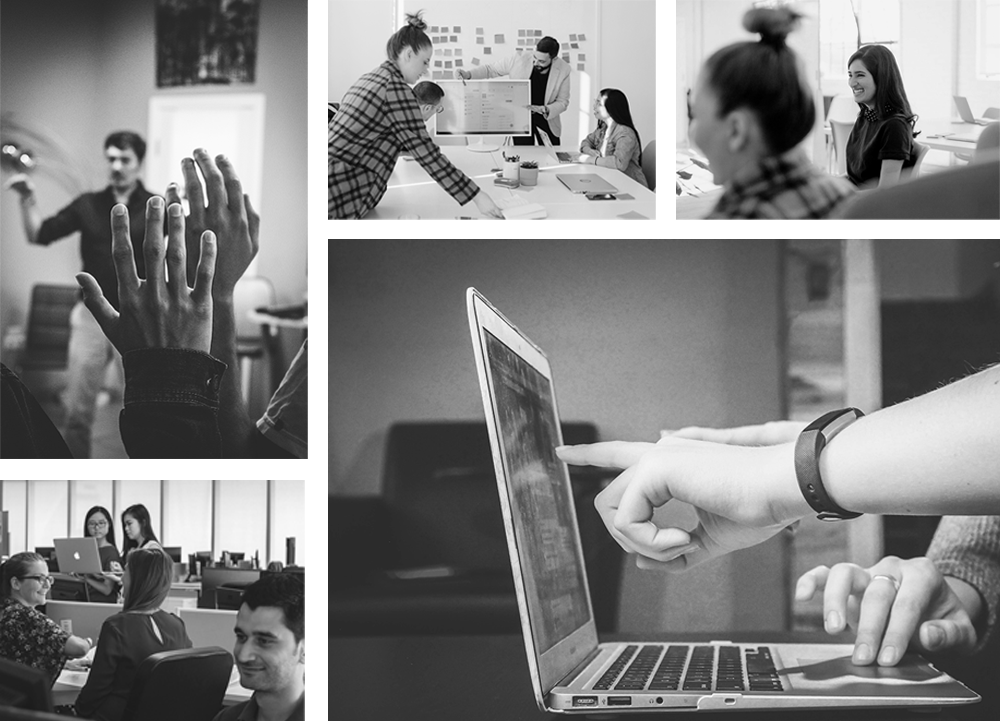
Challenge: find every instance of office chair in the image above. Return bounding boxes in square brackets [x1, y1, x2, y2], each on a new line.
[233, 275, 276, 404]
[841, 159, 999, 219]
[120, 647, 233, 721]
[332, 421, 624, 636]
[904, 141, 929, 180]
[828, 119, 853, 176]
[641, 139, 656, 191]
[3, 284, 78, 378]
[984, 107, 999, 120]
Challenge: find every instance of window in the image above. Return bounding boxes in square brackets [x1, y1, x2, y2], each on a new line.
[820, 0, 900, 82]
[978, 0, 1000, 78]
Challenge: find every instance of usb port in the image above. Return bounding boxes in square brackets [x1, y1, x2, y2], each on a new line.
[572, 696, 597, 707]
[608, 696, 632, 706]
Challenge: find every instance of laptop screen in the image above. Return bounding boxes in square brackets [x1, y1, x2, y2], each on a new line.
[484, 329, 590, 655]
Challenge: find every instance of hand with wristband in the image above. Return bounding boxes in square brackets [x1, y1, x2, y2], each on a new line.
[557, 362, 1000, 571]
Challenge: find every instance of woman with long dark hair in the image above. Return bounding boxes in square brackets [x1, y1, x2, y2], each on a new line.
[579, 88, 648, 188]
[120, 504, 162, 561]
[83, 505, 123, 602]
[845, 44, 918, 188]
[329, 11, 503, 218]
[687, 7, 853, 218]
[75, 548, 192, 720]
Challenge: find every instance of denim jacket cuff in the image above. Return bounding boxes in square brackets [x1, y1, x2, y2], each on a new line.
[123, 348, 227, 408]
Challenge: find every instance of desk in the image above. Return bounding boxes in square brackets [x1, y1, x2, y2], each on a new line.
[53, 665, 251, 706]
[332, 634, 986, 721]
[366, 146, 656, 219]
[675, 147, 723, 219]
[917, 120, 985, 155]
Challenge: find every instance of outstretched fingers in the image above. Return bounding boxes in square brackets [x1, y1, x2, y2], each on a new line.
[76, 272, 119, 344]
[110, 204, 140, 300]
[191, 230, 218, 306]
[166, 203, 189, 293]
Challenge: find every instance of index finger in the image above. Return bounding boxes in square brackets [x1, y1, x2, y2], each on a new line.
[143, 196, 166, 286]
[110, 204, 140, 298]
[193, 148, 226, 214]
[556, 441, 657, 469]
[216, 155, 248, 216]
[181, 156, 205, 226]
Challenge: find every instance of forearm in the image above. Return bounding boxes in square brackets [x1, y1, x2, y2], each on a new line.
[18, 195, 42, 244]
[821, 366, 1000, 516]
[878, 159, 903, 188]
[64, 634, 91, 658]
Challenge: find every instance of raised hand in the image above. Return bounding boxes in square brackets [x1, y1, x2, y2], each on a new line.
[76, 197, 217, 354]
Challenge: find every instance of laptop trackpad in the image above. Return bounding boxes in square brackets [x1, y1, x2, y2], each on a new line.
[778, 645, 949, 695]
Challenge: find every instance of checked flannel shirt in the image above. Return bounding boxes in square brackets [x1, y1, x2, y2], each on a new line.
[329, 61, 480, 218]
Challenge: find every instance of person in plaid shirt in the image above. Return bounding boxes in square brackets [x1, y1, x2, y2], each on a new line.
[329, 12, 503, 219]
[687, 7, 854, 219]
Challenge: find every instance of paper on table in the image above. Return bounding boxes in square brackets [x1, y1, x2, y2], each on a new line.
[617, 210, 649, 219]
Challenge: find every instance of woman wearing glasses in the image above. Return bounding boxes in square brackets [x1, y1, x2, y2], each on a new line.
[0, 552, 92, 683]
[83, 505, 124, 602]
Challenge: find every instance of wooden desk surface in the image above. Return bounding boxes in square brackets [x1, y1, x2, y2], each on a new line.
[332, 634, 985, 721]
[365, 146, 656, 220]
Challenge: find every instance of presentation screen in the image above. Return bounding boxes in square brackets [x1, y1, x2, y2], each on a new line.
[434, 80, 531, 137]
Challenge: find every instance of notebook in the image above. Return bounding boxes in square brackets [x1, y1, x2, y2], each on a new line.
[953, 96, 992, 126]
[53, 537, 103, 574]
[466, 287, 980, 714]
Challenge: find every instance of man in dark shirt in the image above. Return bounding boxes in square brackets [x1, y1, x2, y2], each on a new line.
[213, 574, 305, 721]
[5, 131, 154, 457]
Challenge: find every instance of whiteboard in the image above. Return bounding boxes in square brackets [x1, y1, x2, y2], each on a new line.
[434, 80, 531, 136]
[399, 0, 600, 145]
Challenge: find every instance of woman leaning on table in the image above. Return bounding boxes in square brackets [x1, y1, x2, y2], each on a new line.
[0, 552, 92, 683]
[578, 88, 649, 189]
[74, 548, 192, 720]
[329, 11, 503, 219]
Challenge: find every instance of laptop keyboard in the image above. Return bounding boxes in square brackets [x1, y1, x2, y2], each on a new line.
[592, 644, 784, 693]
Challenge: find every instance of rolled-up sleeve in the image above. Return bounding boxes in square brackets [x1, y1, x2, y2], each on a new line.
[119, 348, 227, 458]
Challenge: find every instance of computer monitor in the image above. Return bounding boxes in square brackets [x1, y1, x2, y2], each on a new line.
[162, 546, 182, 563]
[0, 657, 55, 712]
[33, 546, 57, 572]
[434, 79, 531, 152]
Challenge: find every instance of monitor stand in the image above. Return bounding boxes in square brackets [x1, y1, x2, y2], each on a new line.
[466, 137, 501, 153]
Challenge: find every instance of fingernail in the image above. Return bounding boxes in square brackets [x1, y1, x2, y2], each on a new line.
[878, 646, 896, 665]
[150, 196, 163, 208]
[169, 204, 183, 216]
[854, 643, 872, 664]
[825, 611, 841, 632]
[112, 204, 126, 216]
[925, 625, 943, 649]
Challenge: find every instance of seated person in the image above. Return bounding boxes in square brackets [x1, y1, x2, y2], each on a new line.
[688, 7, 854, 218]
[83, 506, 124, 602]
[578, 88, 649, 188]
[75, 548, 192, 720]
[845, 44, 918, 189]
[214, 573, 305, 721]
[0, 552, 92, 683]
[413, 80, 444, 123]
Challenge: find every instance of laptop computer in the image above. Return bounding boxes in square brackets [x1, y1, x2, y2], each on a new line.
[536, 128, 576, 163]
[557, 174, 618, 195]
[466, 287, 980, 714]
[953, 96, 992, 125]
[53, 537, 104, 575]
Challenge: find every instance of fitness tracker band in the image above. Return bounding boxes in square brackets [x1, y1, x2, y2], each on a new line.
[795, 408, 864, 521]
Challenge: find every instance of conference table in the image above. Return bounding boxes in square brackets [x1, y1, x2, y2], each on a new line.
[917, 119, 987, 155]
[364, 145, 656, 220]
[332, 633, 988, 721]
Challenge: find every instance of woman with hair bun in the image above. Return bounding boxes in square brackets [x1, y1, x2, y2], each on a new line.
[688, 7, 853, 218]
[330, 11, 504, 219]
[845, 44, 917, 188]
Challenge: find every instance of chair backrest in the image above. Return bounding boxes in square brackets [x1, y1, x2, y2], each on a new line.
[641, 139, 656, 191]
[232, 276, 275, 340]
[975, 122, 1000, 164]
[842, 159, 999, 219]
[826, 95, 859, 123]
[121, 646, 234, 721]
[905, 141, 930, 180]
[20, 284, 78, 372]
[984, 107, 999, 120]
[829, 119, 854, 176]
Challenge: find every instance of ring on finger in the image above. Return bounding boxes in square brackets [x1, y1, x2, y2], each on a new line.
[870, 574, 901, 593]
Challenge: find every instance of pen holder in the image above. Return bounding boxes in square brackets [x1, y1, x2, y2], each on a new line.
[503, 159, 520, 181]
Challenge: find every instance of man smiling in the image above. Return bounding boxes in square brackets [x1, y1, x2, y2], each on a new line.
[214, 574, 305, 721]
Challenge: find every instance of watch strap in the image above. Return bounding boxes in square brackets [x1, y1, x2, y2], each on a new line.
[794, 408, 864, 521]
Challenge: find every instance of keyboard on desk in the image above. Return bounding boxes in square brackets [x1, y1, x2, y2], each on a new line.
[593, 644, 784, 694]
